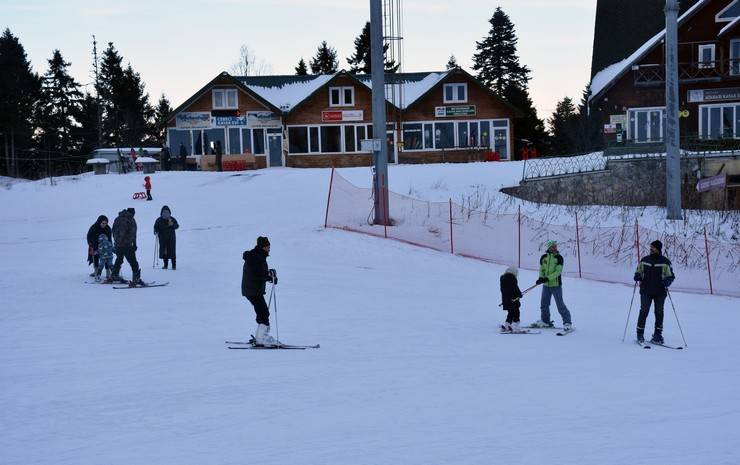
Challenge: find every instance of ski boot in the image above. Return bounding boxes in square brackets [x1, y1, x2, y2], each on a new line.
[171, 259, 176, 270]
[94, 267, 102, 282]
[500, 322, 513, 333]
[636, 326, 645, 344]
[254, 324, 280, 346]
[510, 322, 522, 333]
[530, 320, 554, 329]
[650, 328, 664, 345]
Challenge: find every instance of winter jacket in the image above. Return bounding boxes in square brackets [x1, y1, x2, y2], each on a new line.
[144, 177, 151, 190]
[634, 253, 675, 296]
[97, 234, 114, 261]
[539, 252, 564, 287]
[241, 246, 272, 297]
[500, 272, 523, 311]
[112, 209, 137, 250]
[86, 215, 112, 251]
[154, 206, 179, 259]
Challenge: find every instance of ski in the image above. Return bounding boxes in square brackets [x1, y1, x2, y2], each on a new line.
[525, 324, 563, 330]
[225, 340, 319, 349]
[636, 340, 651, 349]
[556, 328, 575, 336]
[650, 342, 684, 350]
[113, 281, 168, 289]
[500, 330, 541, 335]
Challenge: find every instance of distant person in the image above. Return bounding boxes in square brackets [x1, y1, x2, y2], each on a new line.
[531, 240, 573, 331]
[154, 205, 179, 270]
[117, 149, 128, 174]
[500, 266, 523, 333]
[179, 142, 188, 171]
[633, 240, 675, 344]
[160, 144, 171, 171]
[241, 236, 278, 345]
[215, 140, 223, 172]
[86, 215, 111, 277]
[111, 208, 144, 286]
[144, 175, 152, 201]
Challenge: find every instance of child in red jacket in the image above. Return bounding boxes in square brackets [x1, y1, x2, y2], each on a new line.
[144, 176, 152, 201]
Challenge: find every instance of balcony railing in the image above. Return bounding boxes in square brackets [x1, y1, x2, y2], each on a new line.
[633, 59, 740, 86]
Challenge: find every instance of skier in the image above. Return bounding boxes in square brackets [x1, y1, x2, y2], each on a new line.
[144, 176, 152, 201]
[86, 215, 111, 277]
[153, 205, 179, 270]
[241, 236, 278, 345]
[111, 207, 144, 285]
[500, 266, 523, 333]
[531, 240, 573, 330]
[633, 240, 675, 344]
[95, 233, 114, 282]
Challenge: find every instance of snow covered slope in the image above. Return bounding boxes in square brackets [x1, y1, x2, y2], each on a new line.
[1, 165, 738, 465]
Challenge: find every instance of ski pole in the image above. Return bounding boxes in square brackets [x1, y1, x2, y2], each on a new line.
[666, 289, 688, 347]
[272, 282, 279, 348]
[621, 281, 638, 342]
[152, 234, 158, 269]
[498, 282, 540, 307]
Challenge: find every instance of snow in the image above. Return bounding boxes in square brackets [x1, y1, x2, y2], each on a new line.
[246, 75, 334, 112]
[85, 158, 110, 164]
[362, 72, 449, 108]
[719, 14, 740, 37]
[1, 164, 739, 465]
[135, 157, 157, 163]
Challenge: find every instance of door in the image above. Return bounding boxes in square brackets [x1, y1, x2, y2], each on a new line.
[267, 134, 283, 167]
[386, 130, 397, 164]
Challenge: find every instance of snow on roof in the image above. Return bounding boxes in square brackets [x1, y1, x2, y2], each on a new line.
[719, 14, 740, 36]
[589, 0, 708, 102]
[86, 158, 110, 164]
[135, 157, 158, 163]
[360, 72, 449, 109]
[244, 75, 334, 112]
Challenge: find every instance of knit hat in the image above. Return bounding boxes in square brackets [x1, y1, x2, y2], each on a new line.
[127, 207, 135, 217]
[650, 240, 663, 252]
[161, 205, 171, 215]
[545, 240, 557, 250]
[505, 266, 518, 277]
[257, 236, 270, 247]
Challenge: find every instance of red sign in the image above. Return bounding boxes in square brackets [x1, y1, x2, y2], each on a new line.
[696, 174, 727, 192]
[321, 110, 364, 122]
[322, 111, 343, 122]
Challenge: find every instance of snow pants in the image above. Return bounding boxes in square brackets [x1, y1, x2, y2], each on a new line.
[505, 307, 520, 324]
[247, 295, 270, 326]
[637, 293, 665, 332]
[112, 247, 140, 281]
[540, 285, 572, 325]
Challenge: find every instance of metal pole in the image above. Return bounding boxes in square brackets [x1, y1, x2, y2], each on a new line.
[621, 282, 639, 342]
[703, 227, 713, 294]
[449, 198, 454, 254]
[665, 0, 682, 220]
[323, 165, 335, 228]
[370, 0, 389, 225]
[575, 211, 582, 278]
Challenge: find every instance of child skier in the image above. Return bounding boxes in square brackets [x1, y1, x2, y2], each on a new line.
[500, 266, 523, 333]
[95, 233, 114, 282]
[144, 176, 152, 201]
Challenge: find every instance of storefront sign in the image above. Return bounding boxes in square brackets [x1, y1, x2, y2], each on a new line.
[609, 114, 626, 125]
[603, 124, 617, 134]
[321, 110, 364, 122]
[214, 116, 247, 126]
[435, 105, 476, 117]
[696, 173, 727, 192]
[246, 111, 281, 128]
[688, 88, 740, 103]
[176, 112, 212, 129]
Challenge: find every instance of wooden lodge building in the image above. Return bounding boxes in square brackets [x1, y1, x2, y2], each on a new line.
[590, 0, 740, 144]
[166, 68, 521, 169]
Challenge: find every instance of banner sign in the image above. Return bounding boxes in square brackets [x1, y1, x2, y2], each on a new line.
[609, 114, 626, 125]
[435, 105, 476, 117]
[688, 88, 740, 103]
[214, 116, 247, 126]
[176, 112, 212, 129]
[247, 111, 282, 128]
[696, 173, 727, 192]
[322, 110, 364, 122]
[603, 124, 617, 134]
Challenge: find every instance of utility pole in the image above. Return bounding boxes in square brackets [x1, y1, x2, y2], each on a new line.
[370, 0, 389, 225]
[665, 0, 682, 219]
[92, 35, 103, 148]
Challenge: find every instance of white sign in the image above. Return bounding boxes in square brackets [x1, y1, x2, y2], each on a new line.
[609, 114, 626, 125]
[176, 112, 212, 129]
[247, 111, 281, 128]
[360, 139, 382, 152]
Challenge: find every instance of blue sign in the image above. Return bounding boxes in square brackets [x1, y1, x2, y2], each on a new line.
[214, 116, 247, 126]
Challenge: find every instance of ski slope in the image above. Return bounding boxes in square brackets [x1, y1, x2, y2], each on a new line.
[1, 164, 738, 465]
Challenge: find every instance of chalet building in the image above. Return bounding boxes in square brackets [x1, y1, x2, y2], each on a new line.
[166, 68, 521, 169]
[589, 0, 740, 144]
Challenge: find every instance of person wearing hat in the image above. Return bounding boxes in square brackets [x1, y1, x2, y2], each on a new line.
[532, 240, 573, 330]
[241, 236, 278, 345]
[633, 240, 675, 344]
[111, 207, 144, 285]
[500, 266, 523, 332]
[153, 205, 179, 270]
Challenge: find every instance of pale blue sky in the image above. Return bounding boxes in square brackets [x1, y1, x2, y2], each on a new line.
[4, 0, 597, 117]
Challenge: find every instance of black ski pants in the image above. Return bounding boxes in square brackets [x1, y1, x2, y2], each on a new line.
[247, 295, 270, 326]
[505, 308, 520, 324]
[637, 293, 665, 332]
[112, 247, 140, 280]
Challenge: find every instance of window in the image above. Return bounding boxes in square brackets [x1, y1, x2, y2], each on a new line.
[356, 126, 367, 151]
[480, 121, 490, 147]
[457, 122, 469, 148]
[731, 40, 740, 75]
[288, 127, 309, 153]
[309, 127, 320, 152]
[700, 104, 740, 139]
[344, 126, 356, 152]
[698, 44, 716, 69]
[320, 126, 342, 152]
[402, 123, 423, 150]
[329, 86, 355, 106]
[628, 108, 664, 142]
[253, 129, 265, 154]
[423, 123, 433, 149]
[443, 83, 467, 103]
[435, 122, 455, 148]
[213, 89, 238, 109]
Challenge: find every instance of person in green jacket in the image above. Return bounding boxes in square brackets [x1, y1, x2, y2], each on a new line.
[531, 240, 573, 330]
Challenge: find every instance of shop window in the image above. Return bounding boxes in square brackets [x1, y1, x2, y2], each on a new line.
[731, 40, 740, 75]
[443, 83, 467, 103]
[423, 123, 433, 149]
[628, 108, 664, 142]
[253, 129, 265, 154]
[288, 127, 309, 154]
[309, 127, 320, 152]
[435, 122, 455, 148]
[241, 129, 252, 153]
[402, 123, 423, 150]
[321, 126, 342, 152]
[470, 122, 479, 146]
[228, 128, 241, 154]
[213, 89, 238, 109]
[344, 126, 356, 152]
[480, 121, 490, 147]
[457, 122, 469, 148]
[329, 87, 354, 107]
[356, 126, 367, 151]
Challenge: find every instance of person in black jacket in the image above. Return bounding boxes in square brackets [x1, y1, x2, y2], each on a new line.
[154, 205, 179, 269]
[500, 266, 523, 333]
[634, 240, 676, 344]
[86, 215, 111, 276]
[111, 208, 143, 285]
[241, 236, 278, 345]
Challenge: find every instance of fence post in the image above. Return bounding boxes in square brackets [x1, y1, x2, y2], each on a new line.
[635, 219, 641, 263]
[704, 227, 713, 295]
[575, 211, 582, 278]
[323, 165, 335, 228]
[449, 198, 454, 254]
[517, 205, 521, 268]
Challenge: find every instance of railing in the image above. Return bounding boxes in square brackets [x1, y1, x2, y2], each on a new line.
[605, 134, 740, 157]
[633, 59, 740, 86]
[521, 152, 606, 181]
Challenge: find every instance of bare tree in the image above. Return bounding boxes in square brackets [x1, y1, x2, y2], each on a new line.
[229, 45, 273, 76]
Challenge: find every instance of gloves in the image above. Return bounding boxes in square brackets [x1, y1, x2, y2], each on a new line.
[536, 277, 547, 285]
[269, 269, 278, 285]
[662, 279, 672, 288]
[634, 273, 642, 282]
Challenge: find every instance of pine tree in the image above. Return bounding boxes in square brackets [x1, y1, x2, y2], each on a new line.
[35, 49, 83, 157]
[309, 41, 339, 74]
[446, 55, 458, 70]
[151, 93, 172, 145]
[504, 84, 549, 156]
[295, 58, 308, 75]
[117, 64, 153, 146]
[0, 28, 41, 177]
[548, 96, 579, 155]
[97, 42, 124, 145]
[346, 22, 399, 74]
[575, 84, 604, 152]
[73, 92, 101, 156]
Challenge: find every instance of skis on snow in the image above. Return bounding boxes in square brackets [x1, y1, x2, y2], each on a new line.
[635, 340, 684, 350]
[113, 281, 169, 289]
[226, 337, 319, 350]
[556, 328, 575, 336]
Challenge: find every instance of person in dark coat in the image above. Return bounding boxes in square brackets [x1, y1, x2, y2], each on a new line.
[154, 205, 179, 269]
[111, 208, 143, 285]
[500, 266, 523, 332]
[215, 140, 223, 172]
[86, 215, 111, 276]
[634, 240, 675, 344]
[241, 236, 278, 345]
[178, 143, 188, 171]
[160, 145, 171, 171]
